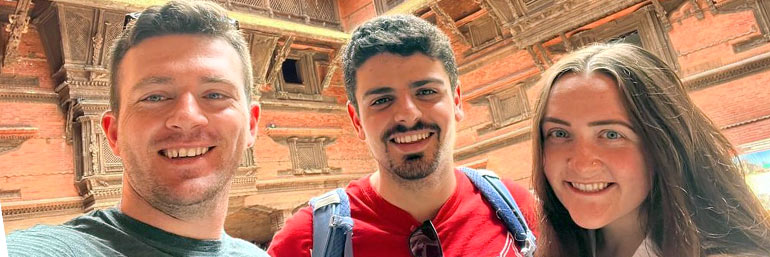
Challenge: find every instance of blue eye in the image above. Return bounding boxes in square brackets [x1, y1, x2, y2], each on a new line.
[548, 129, 569, 138]
[604, 130, 623, 139]
[205, 92, 224, 99]
[142, 95, 166, 102]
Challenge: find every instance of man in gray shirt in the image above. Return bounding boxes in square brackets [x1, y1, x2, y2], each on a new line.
[6, 1, 268, 256]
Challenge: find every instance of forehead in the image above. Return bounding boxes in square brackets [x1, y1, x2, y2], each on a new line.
[118, 34, 244, 91]
[354, 53, 449, 97]
[545, 72, 629, 120]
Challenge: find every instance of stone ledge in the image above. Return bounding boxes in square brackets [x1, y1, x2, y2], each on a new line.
[683, 51, 770, 90]
[455, 126, 531, 161]
[1, 197, 85, 221]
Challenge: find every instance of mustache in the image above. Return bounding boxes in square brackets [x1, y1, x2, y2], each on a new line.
[381, 121, 441, 142]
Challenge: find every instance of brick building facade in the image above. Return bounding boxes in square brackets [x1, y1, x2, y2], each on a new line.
[1, 0, 769, 245]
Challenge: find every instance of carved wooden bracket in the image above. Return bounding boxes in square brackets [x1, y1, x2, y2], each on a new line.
[2, 0, 32, 69]
[320, 42, 345, 93]
[0, 125, 37, 155]
[651, 0, 673, 31]
[267, 36, 296, 86]
[429, 2, 471, 46]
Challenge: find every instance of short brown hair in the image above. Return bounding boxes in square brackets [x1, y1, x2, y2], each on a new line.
[108, 1, 252, 115]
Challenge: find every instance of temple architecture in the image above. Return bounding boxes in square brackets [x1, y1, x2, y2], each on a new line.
[1, 0, 769, 246]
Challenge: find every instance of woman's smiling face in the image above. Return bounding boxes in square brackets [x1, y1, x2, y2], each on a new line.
[541, 72, 651, 230]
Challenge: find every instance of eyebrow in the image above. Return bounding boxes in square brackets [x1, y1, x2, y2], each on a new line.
[201, 76, 238, 86]
[362, 78, 445, 98]
[134, 76, 173, 90]
[543, 117, 635, 130]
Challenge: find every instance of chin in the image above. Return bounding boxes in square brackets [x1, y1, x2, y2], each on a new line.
[570, 214, 609, 230]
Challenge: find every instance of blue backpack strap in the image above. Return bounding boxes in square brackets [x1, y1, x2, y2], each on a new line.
[460, 167, 537, 257]
[309, 188, 354, 257]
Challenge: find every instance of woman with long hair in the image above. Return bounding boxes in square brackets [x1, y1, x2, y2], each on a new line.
[531, 43, 770, 257]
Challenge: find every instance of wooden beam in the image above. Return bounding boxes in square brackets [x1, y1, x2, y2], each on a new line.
[320, 43, 345, 92]
[267, 36, 295, 88]
[2, 0, 32, 69]
[429, 2, 471, 46]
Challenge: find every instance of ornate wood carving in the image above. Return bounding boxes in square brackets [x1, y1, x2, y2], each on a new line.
[247, 31, 280, 85]
[267, 36, 295, 86]
[209, 0, 342, 29]
[464, 14, 503, 50]
[430, 2, 470, 46]
[254, 174, 361, 193]
[683, 51, 770, 90]
[689, 0, 705, 19]
[526, 45, 545, 71]
[320, 44, 344, 93]
[651, 0, 673, 31]
[1, 197, 84, 221]
[2, 0, 32, 69]
[569, 4, 679, 71]
[0, 125, 37, 155]
[502, 0, 643, 48]
[265, 126, 342, 176]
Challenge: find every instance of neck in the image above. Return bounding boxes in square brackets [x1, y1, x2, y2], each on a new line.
[596, 209, 647, 257]
[119, 182, 229, 240]
[370, 161, 456, 222]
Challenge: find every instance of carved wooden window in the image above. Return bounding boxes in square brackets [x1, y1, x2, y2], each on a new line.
[465, 15, 502, 49]
[375, 0, 405, 14]
[567, 5, 679, 71]
[487, 86, 530, 128]
[276, 51, 322, 97]
[287, 137, 329, 174]
[608, 30, 642, 47]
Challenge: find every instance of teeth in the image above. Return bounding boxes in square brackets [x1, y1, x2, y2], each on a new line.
[571, 182, 610, 193]
[394, 133, 430, 144]
[163, 147, 209, 159]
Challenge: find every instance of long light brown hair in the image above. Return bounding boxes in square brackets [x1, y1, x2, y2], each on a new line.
[532, 43, 770, 257]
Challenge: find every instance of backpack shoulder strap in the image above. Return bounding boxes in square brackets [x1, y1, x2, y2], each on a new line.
[460, 167, 537, 257]
[309, 188, 354, 257]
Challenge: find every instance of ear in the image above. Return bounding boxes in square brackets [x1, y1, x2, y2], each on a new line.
[101, 110, 121, 157]
[347, 101, 366, 140]
[247, 104, 261, 147]
[453, 84, 464, 122]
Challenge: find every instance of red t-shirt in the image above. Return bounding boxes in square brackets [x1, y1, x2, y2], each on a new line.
[268, 168, 538, 257]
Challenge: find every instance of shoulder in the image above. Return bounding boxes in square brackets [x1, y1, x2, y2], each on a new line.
[266, 206, 313, 257]
[222, 234, 270, 256]
[6, 224, 82, 257]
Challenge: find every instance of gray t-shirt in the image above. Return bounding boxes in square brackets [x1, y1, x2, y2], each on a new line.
[5, 208, 269, 257]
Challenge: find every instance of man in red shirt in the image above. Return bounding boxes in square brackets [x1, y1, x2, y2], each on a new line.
[268, 14, 537, 257]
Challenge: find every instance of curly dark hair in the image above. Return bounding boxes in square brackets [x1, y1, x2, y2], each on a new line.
[342, 14, 458, 111]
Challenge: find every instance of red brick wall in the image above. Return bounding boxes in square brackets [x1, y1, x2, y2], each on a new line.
[338, 0, 377, 32]
[0, 26, 78, 202]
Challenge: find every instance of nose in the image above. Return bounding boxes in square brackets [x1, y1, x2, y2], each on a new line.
[166, 93, 208, 131]
[393, 96, 421, 127]
[567, 139, 604, 175]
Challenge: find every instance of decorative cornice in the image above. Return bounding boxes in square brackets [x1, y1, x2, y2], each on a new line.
[259, 96, 345, 112]
[455, 126, 531, 161]
[682, 51, 770, 90]
[254, 174, 364, 194]
[50, 0, 350, 43]
[1, 197, 85, 221]
[265, 126, 344, 139]
[0, 87, 59, 103]
[0, 125, 38, 155]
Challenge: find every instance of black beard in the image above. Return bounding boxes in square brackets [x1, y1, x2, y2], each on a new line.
[381, 121, 443, 181]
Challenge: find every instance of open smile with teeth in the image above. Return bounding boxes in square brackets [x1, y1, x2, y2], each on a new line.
[160, 147, 213, 159]
[570, 182, 613, 193]
[392, 132, 433, 144]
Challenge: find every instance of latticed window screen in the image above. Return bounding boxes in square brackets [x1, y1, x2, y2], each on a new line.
[270, 0, 301, 14]
[468, 15, 500, 48]
[100, 137, 122, 166]
[305, 0, 338, 22]
[488, 86, 530, 128]
[294, 142, 324, 170]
